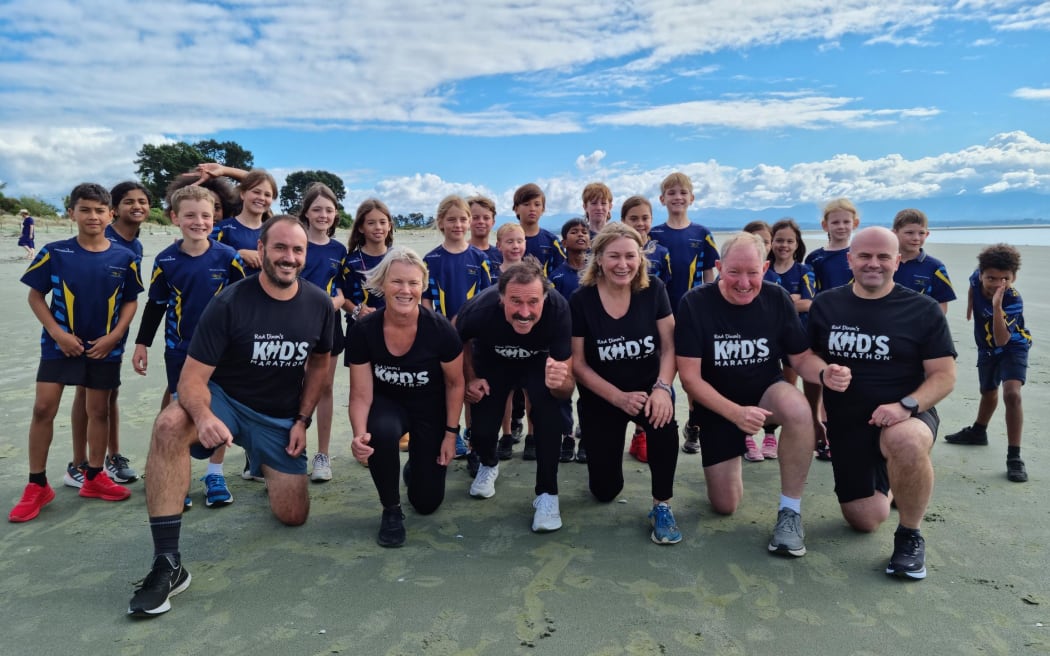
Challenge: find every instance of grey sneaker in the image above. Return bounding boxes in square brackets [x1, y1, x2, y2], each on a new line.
[63, 461, 86, 489]
[768, 507, 806, 557]
[106, 453, 139, 483]
[310, 453, 332, 482]
[681, 425, 701, 454]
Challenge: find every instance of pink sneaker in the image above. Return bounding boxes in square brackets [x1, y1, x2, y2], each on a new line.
[743, 435, 764, 462]
[761, 433, 779, 459]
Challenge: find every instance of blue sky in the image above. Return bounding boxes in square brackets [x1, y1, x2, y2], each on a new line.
[0, 1, 1048, 229]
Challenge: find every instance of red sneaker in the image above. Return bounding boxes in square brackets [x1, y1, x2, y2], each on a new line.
[629, 429, 648, 463]
[80, 471, 131, 501]
[9, 482, 56, 522]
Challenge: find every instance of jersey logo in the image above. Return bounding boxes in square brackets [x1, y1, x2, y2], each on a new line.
[596, 336, 655, 361]
[251, 336, 310, 367]
[374, 364, 430, 387]
[712, 335, 770, 366]
[827, 325, 891, 360]
[494, 345, 539, 359]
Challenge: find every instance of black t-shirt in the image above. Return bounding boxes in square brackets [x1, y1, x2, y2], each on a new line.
[189, 276, 335, 417]
[809, 284, 956, 413]
[570, 278, 672, 393]
[456, 285, 572, 376]
[675, 282, 808, 403]
[347, 306, 462, 412]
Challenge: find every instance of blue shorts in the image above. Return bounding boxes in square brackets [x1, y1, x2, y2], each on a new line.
[189, 381, 307, 476]
[977, 350, 1027, 392]
[37, 358, 121, 390]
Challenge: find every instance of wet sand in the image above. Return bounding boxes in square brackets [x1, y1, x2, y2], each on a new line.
[1, 225, 1047, 655]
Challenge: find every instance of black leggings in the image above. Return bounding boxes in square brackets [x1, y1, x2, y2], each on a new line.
[578, 388, 678, 502]
[471, 362, 563, 495]
[366, 395, 447, 515]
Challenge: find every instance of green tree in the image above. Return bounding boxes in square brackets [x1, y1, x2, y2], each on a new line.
[134, 140, 254, 207]
[279, 170, 346, 214]
[195, 139, 254, 171]
[17, 196, 61, 216]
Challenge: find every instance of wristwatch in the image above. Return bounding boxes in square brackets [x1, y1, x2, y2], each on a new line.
[651, 379, 673, 395]
[899, 396, 920, 416]
[294, 413, 313, 428]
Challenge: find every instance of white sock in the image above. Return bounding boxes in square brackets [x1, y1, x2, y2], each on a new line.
[207, 462, 224, 476]
[779, 494, 801, 514]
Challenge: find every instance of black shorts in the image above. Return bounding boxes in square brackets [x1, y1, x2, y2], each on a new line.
[828, 407, 939, 504]
[36, 358, 121, 390]
[693, 376, 783, 467]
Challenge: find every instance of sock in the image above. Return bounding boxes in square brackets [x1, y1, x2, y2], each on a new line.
[84, 465, 103, 481]
[29, 471, 47, 487]
[1008, 445, 1021, 459]
[896, 524, 920, 536]
[779, 494, 801, 514]
[973, 422, 988, 432]
[150, 514, 182, 561]
[207, 462, 224, 476]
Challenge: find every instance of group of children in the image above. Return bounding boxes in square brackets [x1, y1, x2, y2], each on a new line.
[8, 168, 1032, 524]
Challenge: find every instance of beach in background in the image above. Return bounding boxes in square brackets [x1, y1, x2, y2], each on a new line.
[0, 227, 1047, 655]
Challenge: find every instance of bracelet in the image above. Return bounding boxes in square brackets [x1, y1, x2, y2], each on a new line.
[651, 379, 673, 395]
[351, 305, 362, 320]
[818, 369, 826, 387]
[445, 425, 460, 435]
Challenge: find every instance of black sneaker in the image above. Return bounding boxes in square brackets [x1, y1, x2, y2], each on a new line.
[682, 425, 701, 454]
[574, 442, 588, 464]
[814, 440, 832, 461]
[1007, 457, 1028, 482]
[523, 434, 537, 461]
[886, 529, 926, 580]
[378, 507, 406, 548]
[944, 425, 988, 446]
[511, 418, 524, 443]
[559, 434, 575, 462]
[466, 451, 480, 478]
[128, 554, 192, 617]
[496, 434, 515, 460]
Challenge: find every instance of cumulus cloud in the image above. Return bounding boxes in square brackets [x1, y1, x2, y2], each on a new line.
[575, 150, 607, 170]
[1012, 87, 1050, 100]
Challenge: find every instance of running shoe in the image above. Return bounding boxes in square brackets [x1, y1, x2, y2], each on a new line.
[944, 425, 989, 446]
[768, 507, 806, 557]
[523, 435, 537, 461]
[496, 434, 515, 460]
[1007, 457, 1028, 483]
[377, 507, 406, 548]
[466, 450, 480, 477]
[648, 502, 682, 544]
[469, 464, 499, 498]
[814, 440, 832, 461]
[183, 496, 193, 512]
[8, 482, 55, 522]
[128, 554, 191, 617]
[886, 529, 926, 580]
[574, 443, 588, 464]
[454, 432, 469, 459]
[63, 461, 86, 489]
[201, 473, 233, 507]
[629, 429, 648, 463]
[241, 455, 265, 482]
[310, 453, 332, 482]
[559, 434, 575, 462]
[511, 418, 524, 442]
[682, 425, 701, 454]
[761, 433, 779, 459]
[744, 435, 764, 462]
[105, 453, 139, 483]
[531, 493, 561, 532]
[79, 471, 131, 501]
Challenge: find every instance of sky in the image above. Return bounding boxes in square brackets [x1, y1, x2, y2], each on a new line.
[1, 0, 1048, 229]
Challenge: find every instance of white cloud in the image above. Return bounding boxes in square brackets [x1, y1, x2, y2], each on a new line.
[1012, 87, 1050, 100]
[576, 150, 607, 170]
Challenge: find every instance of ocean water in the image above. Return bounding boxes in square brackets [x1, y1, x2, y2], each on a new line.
[796, 226, 1050, 247]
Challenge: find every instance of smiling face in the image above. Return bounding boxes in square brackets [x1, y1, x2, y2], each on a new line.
[360, 208, 391, 247]
[894, 223, 928, 258]
[259, 221, 307, 290]
[382, 260, 425, 314]
[305, 195, 338, 237]
[659, 185, 694, 216]
[497, 228, 526, 264]
[470, 203, 495, 241]
[116, 189, 150, 227]
[622, 204, 652, 241]
[847, 228, 901, 298]
[501, 278, 546, 334]
[241, 182, 274, 218]
[822, 209, 858, 246]
[173, 198, 215, 243]
[440, 205, 470, 243]
[772, 227, 798, 264]
[598, 236, 641, 289]
[70, 199, 113, 237]
[716, 239, 768, 305]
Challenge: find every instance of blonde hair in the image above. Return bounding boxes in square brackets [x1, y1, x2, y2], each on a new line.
[496, 222, 525, 243]
[719, 231, 767, 262]
[435, 195, 471, 234]
[822, 197, 860, 224]
[579, 223, 650, 292]
[467, 195, 496, 217]
[170, 185, 218, 216]
[364, 246, 428, 297]
[660, 171, 693, 194]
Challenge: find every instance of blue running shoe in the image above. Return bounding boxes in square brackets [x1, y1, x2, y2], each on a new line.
[454, 432, 469, 460]
[649, 503, 682, 544]
[201, 473, 233, 508]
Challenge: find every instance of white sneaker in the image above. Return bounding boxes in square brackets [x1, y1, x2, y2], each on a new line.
[531, 493, 562, 532]
[310, 453, 332, 482]
[469, 464, 499, 498]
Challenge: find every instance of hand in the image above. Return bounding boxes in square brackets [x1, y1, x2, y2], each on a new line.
[645, 387, 674, 428]
[465, 378, 490, 404]
[195, 162, 225, 180]
[351, 432, 374, 464]
[821, 364, 851, 392]
[132, 344, 149, 376]
[868, 402, 911, 428]
[286, 421, 306, 457]
[84, 332, 121, 360]
[733, 405, 773, 435]
[53, 330, 84, 357]
[436, 432, 456, 466]
[239, 249, 262, 269]
[617, 390, 649, 417]
[195, 414, 234, 450]
[544, 357, 569, 391]
[992, 282, 1006, 310]
[358, 304, 375, 318]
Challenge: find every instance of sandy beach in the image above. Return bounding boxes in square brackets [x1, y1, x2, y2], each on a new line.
[1, 223, 1047, 655]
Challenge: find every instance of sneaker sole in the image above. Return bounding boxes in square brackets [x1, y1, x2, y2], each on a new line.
[469, 488, 495, 499]
[744, 454, 764, 462]
[62, 474, 84, 489]
[531, 522, 561, 533]
[79, 488, 131, 502]
[107, 469, 139, 484]
[310, 472, 332, 482]
[886, 565, 926, 580]
[128, 571, 192, 617]
[768, 543, 806, 557]
[205, 496, 234, 508]
[682, 445, 700, 454]
[651, 532, 682, 545]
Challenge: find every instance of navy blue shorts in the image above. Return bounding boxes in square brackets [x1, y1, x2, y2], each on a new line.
[977, 350, 1027, 392]
[36, 358, 121, 390]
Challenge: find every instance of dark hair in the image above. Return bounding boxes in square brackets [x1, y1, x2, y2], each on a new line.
[620, 195, 652, 220]
[977, 243, 1021, 274]
[237, 169, 278, 220]
[69, 183, 111, 210]
[770, 218, 807, 263]
[349, 199, 394, 251]
[560, 217, 589, 241]
[497, 258, 549, 295]
[892, 208, 928, 231]
[298, 183, 340, 237]
[512, 183, 545, 215]
[260, 214, 306, 245]
[743, 220, 771, 234]
[110, 181, 152, 208]
[166, 172, 239, 218]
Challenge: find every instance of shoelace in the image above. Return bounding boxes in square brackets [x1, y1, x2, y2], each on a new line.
[110, 454, 131, 469]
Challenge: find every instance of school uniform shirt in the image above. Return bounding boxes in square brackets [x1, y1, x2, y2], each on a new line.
[675, 282, 807, 404]
[805, 246, 852, 293]
[968, 270, 1031, 357]
[423, 244, 493, 319]
[643, 240, 672, 283]
[21, 238, 143, 362]
[341, 249, 387, 312]
[648, 222, 719, 310]
[479, 244, 503, 269]
[213, 218, 262, 271]
[549, 262, 583, 300]
[302, 240, 348, 298]
[570, 278, 672, 392]
[894, 249, 956, 304]
[146, 239, 245, 356]
[347, 307, 462, 413]
[105, 224, 144, 259]
[771, 261, 816, 327]
[524, 229, 566, 275]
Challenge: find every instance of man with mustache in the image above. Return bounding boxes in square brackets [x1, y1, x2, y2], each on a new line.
[455, 259, 575, 532]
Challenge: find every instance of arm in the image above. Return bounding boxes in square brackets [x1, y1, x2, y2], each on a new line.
[702, 267, 716, 284]
[793, 296, 812, 313]
[644, 314, 677, 428]
[868, 355, 956, 427]
[330, 288, 345, 311]
[786, 349, 850, 391]
[965, 286, 974, 321]
[437, 354, 465, 466]
[545, 355, 575, 400]
[460, 337, 490, 404]
[196, 163, 248, 182]
[991, 285, 1010, 347]
[348, 362, 375, 464]
[27, 288, 83, 356]
[176, 356, 232, 449]
[85, 299, 138, 360]
[938, 302, 948, 315]
[676, 354, 770, 435]
[133, 300, 166, 373]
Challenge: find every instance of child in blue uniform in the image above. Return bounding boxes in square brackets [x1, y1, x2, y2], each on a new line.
[342, 199, 394, 337]
[422, 195, 493, 320]
[212, 168, 278, 272]
[10, 183, 142, 522]
[18, 209, 35, 259]
[892, 208, 955, 313]
[621, 195, 671, 284]
[582, 182, 612, 235]
[468, 195, 502, 268]
[514, 183, 565, 275]
[945, 244, 1031, 483]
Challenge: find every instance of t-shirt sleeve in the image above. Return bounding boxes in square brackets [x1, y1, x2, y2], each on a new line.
[701, 230, 719, 271]
[228, 254, 246, 284]
[147, 260, 168, 303]
[455, 294, 480, 342]
[919, 302, 957, 361]
[434, 314, 464, 362]
[347, 313, 376, 365]
[673, 292, 704, 359]
[799, 264, 815, 301]
[548, 293, 572, 361]
[20, 248, 52, 292]
[930, 262, 956, 303]
[808, 295, 830, 358]
[652, 278, 672, 319]
[123, 256, 144, 299]
[187, 291, 232, 366]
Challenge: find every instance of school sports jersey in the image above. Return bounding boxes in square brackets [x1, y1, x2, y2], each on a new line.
[479, 244, 503, 268]
[341, 249, 387, 312]
[549, 262, 583, 300]
[805, 246, 852, 292]
[648, 222, 719, 310]
[302, 240, 348, 297]
[771, 261, 815, 328]
[423, 245, 493, 319]
[213, 218, 262, 271]
[146, 239, 245, 356]
[968, 270, 1031, 355]
[524, 228, 566, 275]
[894, 249, 956, 304]
[643, 240, 672, 283]
[105, 224, 144, 259]
[21, 238, 143, 362]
